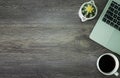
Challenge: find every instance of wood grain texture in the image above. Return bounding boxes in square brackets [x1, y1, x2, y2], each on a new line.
[0, 0, 118, 78]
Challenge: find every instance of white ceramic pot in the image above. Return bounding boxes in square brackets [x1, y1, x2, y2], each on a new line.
[78, 0, 98, 22]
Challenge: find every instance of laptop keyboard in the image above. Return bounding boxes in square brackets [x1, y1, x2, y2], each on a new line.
[102, 1, 120, 31]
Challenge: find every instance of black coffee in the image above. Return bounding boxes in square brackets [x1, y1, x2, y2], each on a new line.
[99, 55, 115, 73]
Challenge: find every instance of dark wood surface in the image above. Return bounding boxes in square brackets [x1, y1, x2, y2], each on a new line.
[0, 0, 119, 78]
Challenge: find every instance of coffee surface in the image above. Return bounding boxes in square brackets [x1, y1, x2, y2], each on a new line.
[99, 55, 115, 73]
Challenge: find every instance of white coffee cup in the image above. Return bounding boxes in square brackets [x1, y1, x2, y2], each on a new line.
[97, 53, 119, 76]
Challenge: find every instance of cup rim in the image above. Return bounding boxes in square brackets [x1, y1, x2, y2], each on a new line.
[97, 53, 119, 75]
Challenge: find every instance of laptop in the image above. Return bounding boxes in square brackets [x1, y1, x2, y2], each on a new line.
[90, 0, 120, 54]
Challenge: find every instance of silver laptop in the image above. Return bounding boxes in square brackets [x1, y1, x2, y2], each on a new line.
[90, 0, 120, 54]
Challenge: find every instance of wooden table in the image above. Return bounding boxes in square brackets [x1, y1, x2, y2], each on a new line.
[0, 0, 118, 78]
